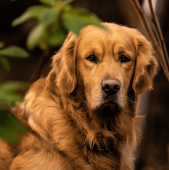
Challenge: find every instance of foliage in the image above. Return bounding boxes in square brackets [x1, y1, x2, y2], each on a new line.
[0, 45, 29, 72]
[12, 0, 105, 50]
[0, 44, 29, 142]
[0, 0, 105, 143]
[0, 111, 27, 143]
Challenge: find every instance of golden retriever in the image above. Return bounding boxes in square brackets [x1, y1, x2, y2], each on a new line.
[0, 23, 158, 170]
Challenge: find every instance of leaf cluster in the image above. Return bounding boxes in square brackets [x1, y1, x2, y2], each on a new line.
[0, 110, 27, 143]
[0, 43, 29, 72]
[0, 44, 29, 143]
[12, 0, 105, 50]
[0, 0, 106, 143]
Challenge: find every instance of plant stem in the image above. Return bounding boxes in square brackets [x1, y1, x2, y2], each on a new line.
[148, 0, 169, 71]
[129, 0, 169, 81]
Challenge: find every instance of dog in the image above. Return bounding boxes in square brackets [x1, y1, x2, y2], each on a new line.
[0, 23, 158, 170]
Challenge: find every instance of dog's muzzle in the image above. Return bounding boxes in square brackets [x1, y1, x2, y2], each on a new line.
[101, 78, 121, 104]
[95, 78, 122, 114]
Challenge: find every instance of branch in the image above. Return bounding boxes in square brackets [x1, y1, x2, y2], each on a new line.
[148, 0, 169, 71]
[151, 22, 163, 49]
[129, 0, 169, 81]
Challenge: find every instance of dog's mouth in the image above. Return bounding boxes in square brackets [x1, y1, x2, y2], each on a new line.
[95, 101, 122, 116]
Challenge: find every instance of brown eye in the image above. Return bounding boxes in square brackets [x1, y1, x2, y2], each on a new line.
[119, 55, 130, 63]
[86, 55, 98, 63]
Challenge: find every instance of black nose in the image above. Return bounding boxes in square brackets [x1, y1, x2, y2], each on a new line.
[101, 78, 121, 95]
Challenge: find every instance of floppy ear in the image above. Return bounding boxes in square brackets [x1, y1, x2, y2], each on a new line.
[132, 30, 158, 94]
[52, 32, 78, 95]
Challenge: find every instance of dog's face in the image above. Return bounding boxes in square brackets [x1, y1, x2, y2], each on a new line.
[76, 24, 136, 112]
[54, 23, 158, 114]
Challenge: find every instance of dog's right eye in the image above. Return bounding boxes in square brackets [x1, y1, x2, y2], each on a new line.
[119, 55, 130, 64]
[86, 55, 98, 64]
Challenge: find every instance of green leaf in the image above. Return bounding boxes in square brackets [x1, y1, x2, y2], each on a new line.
[0, 42, 5, 49]
[38, 30, 49, 50]
[0, 91, 24, 104]
[77, 10, 105, 29]
[0, 111, 27, 143]
[62, 0, 74, 6]
[27, 23, 45, 50]
[40, 0, 56, 6]
[0, 81, 29, 92]
[0, 81, 29, 106]
[0, 46, 29, 58]
[62, 10, 87, 35]
[0, 57, 10, 72]
[12, 6, 49, 27]
[39, 8, 60, 26]
[47, 26, 66, 46]
[62, 8, 106, 35]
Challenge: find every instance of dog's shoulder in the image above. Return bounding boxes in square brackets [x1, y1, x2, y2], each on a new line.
[4, 76, 80, 169]
[30, 78, 46, 95]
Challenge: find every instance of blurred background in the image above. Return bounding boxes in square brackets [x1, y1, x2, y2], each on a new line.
[0, 0, 168, 169]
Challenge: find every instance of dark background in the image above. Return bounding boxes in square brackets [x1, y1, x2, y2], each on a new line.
[0, 0, 168, 170]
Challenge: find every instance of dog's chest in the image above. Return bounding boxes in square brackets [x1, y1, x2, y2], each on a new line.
[78, 136, 121, 170]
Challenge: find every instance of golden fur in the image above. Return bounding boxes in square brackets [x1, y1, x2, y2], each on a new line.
[0, 23, 158, 170]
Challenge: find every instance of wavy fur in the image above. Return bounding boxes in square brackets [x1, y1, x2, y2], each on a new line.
[0, 23, 158, 170]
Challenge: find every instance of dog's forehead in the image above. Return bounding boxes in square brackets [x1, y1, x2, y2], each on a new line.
[79, 24, 135, 53]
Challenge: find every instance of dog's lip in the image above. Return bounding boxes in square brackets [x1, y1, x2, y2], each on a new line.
[96, 101, 120, 113]
[100, 102, 115, 111]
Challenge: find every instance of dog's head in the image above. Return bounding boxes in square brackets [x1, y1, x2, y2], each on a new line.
[53, 23, 158, 115]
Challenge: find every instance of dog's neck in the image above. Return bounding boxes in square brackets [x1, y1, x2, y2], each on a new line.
[54, 88, 139, 170]
[58, 92, 137, 151]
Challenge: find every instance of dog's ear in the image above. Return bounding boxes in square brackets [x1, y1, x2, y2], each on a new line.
[52, 32, 78, 95]
[132, 30, 158, 94]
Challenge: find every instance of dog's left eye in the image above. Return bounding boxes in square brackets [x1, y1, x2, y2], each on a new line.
[86, 55, 98, 63]
[119, 55, 130, 63]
